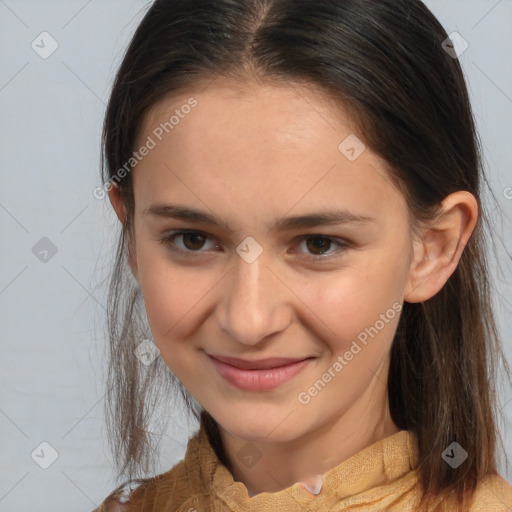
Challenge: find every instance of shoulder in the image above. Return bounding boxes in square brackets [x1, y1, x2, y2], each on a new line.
[93, 426, 213, 511]
[92, 467, 184, 512]
[468, 474, 512, 511]
[91, 479, 151, 512]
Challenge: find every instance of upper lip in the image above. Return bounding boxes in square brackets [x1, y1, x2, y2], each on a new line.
[208, 354, 312, 370]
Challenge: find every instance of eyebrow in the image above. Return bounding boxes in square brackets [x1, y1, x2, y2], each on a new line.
[144, 203, 375, 232]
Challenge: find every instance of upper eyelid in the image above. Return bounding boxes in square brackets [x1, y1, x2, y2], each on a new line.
[161, 229, 346, 244]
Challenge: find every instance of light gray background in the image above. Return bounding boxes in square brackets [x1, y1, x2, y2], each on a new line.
[0, 1, 511, 510]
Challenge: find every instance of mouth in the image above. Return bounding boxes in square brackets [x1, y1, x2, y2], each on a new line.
[209, 354, 312, 370]
[207, 354, 315, 391]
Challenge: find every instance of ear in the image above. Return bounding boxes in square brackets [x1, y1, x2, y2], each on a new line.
[108, 183, 126, 223]
[404, 191, 479, 303]
[108, 184, 139, 281]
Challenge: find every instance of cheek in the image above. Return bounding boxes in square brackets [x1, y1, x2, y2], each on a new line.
[306, 282, 402, 407]
[136, 246, 197, 345]
[138, 271, 207, 383]
[308, 262, 404, 357]
[319, 292, 400, 360]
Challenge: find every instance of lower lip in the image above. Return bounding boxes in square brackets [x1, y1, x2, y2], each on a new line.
[209, 356, 313, 391]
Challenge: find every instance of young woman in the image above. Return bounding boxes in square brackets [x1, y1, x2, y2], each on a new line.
[93, 0, 512, 510]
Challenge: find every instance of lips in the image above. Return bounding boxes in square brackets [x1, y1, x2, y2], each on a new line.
[209, 355, 310, 370]
[207, 353, 315, 391]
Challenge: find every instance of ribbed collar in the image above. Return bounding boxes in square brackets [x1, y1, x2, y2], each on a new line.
[182, 422, 420, 511]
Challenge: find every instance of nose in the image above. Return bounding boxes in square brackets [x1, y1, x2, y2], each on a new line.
[215, 248, 292, 346]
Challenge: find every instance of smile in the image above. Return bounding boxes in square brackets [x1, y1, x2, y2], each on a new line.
[208, 354, 314, 391]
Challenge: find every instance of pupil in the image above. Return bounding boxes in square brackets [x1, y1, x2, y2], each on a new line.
[185, 233, 204, 250]
[308, 237, 329, 254]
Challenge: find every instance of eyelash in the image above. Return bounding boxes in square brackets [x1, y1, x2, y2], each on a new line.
[158, 230, 350, 262]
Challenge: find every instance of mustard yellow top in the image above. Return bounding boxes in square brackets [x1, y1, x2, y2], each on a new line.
[94, 423, 512, 512]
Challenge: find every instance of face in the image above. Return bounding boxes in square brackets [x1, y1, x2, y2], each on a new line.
[125, 77, 416, 443]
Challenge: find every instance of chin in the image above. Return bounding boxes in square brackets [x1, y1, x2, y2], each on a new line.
[213, 405, 306, 443]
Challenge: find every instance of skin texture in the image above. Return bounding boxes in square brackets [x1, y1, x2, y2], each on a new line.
[108, 77, 478, 496]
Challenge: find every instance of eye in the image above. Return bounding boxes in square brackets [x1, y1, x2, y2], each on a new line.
[159, 231, 218, 255]
[159, 231, 350, 261]
[294, 235, 350, 261]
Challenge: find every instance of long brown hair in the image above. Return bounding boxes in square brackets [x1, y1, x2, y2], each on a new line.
[99, 0, 511, 508]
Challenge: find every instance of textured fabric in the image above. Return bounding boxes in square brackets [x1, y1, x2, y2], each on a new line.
[94, 423, 512, 512]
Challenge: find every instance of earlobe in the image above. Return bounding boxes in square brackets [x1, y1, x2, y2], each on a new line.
[404, 191, 479, 303]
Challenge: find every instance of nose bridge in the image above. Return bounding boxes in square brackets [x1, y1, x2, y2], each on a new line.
[217, 247, 289, 346]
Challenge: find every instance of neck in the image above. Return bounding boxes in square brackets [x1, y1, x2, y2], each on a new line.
[214, 382, 401, 497]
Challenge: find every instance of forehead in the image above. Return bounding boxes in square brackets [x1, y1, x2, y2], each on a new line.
[140, 77, 355, 155]
[132, 78, 406, 227]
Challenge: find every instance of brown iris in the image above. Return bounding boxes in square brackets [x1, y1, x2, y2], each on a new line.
[305, 237, 332, 256]
[182, 232, 207, 251]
